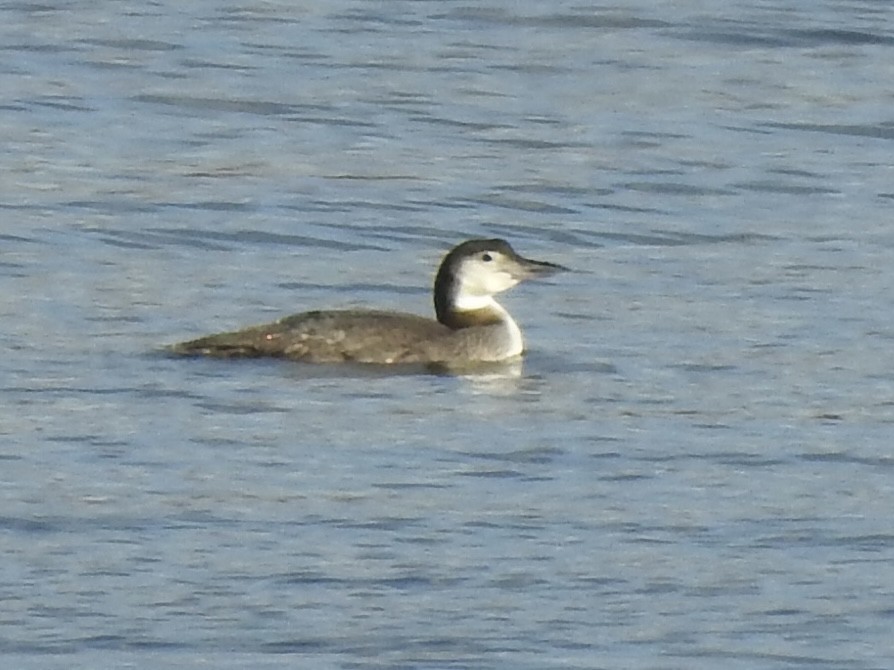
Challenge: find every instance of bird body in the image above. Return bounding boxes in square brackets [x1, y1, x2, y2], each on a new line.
[170, 239, 565, 365]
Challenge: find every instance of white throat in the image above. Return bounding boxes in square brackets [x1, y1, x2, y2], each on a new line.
[453, 293, 501, 312]
[453, 294, 524, 358]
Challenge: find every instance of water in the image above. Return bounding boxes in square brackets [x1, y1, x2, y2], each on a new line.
[3, 1, 894, 668]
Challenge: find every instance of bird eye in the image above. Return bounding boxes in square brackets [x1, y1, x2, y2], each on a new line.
[482, 253, 493, 262]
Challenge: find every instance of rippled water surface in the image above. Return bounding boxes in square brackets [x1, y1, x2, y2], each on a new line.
[4, 1, 894, 668]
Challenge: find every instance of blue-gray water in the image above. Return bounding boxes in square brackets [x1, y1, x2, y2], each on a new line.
[3, 2, 894, 668]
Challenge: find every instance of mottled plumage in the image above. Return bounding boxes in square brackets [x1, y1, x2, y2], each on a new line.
[170, 239, 565, 365]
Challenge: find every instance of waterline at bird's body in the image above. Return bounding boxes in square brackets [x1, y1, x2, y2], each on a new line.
[170, 239, 566, 365]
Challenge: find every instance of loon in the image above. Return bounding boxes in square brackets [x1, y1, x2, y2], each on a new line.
[170, 238, 566, 365]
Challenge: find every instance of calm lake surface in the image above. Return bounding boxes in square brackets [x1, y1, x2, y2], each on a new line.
[3, 1, 894, 668]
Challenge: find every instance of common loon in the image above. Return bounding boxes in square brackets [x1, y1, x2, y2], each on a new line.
[170, 238, 566, 365]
